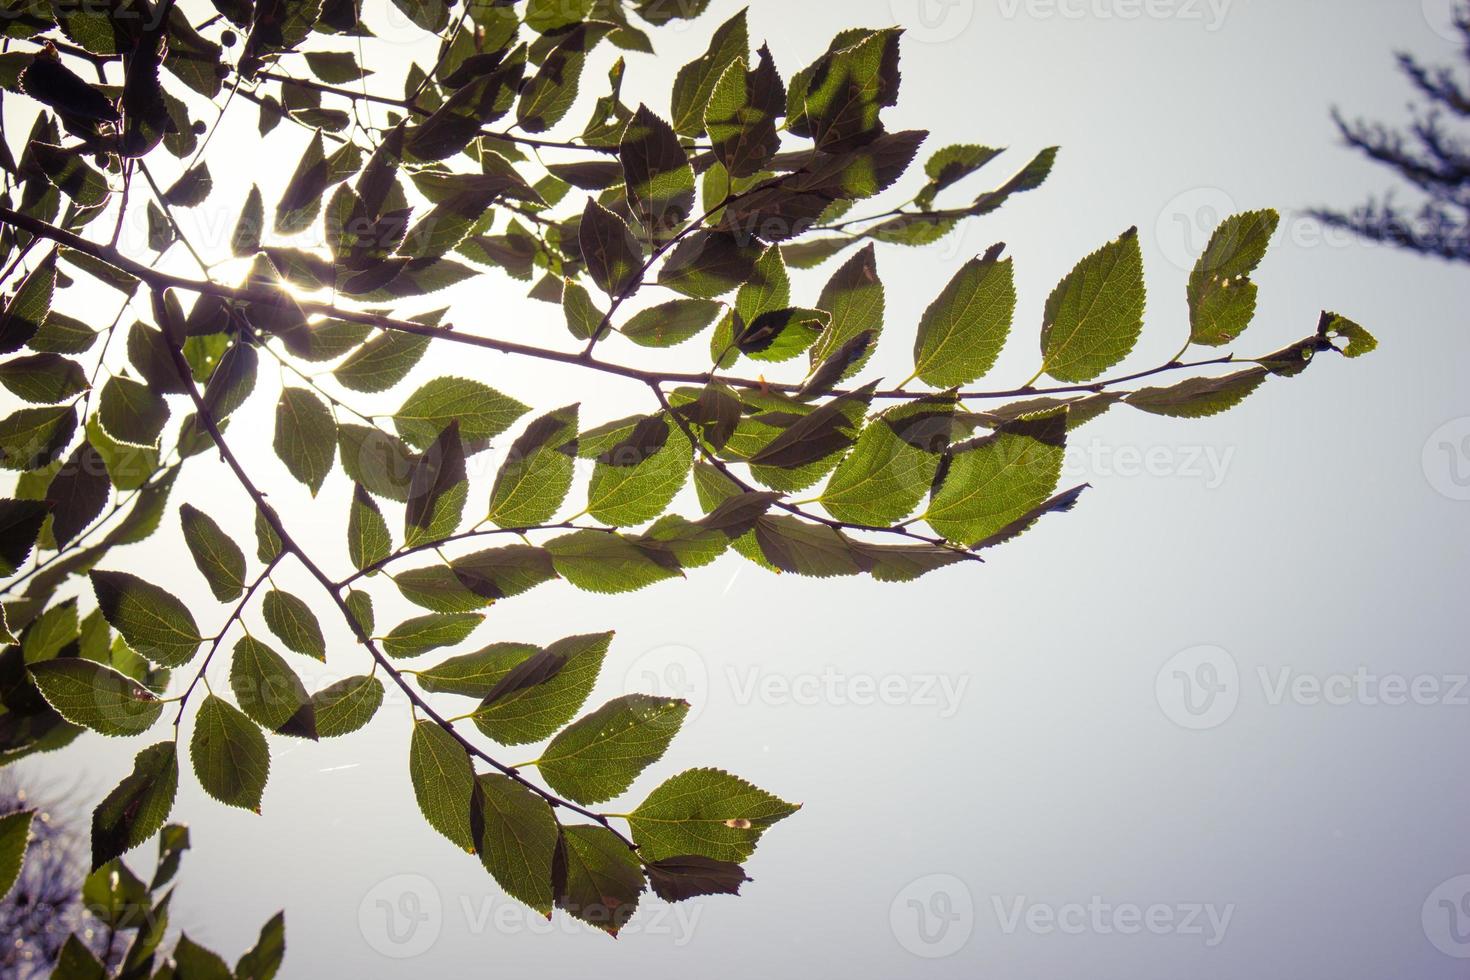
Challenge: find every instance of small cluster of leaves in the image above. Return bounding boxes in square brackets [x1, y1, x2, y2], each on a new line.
[0, 806, 284, 980]
[0, 0, 1374, 941]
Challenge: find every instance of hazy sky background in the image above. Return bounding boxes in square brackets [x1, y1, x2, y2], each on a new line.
[9, 0, 1470, 977]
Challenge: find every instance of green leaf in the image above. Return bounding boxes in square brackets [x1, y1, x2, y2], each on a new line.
[346, 589, 375, 636]
[31, 142, 110, 205]
[415, 641, 539, 698]
[273, 387, 337, 496]
[20, 598, 76, 663]
[472, 632, 612, 746]
[405, 51, 524, 160]
[488, 405, 579, 528]
[394, 565, 492, 613]
[1040, 228, 1146, 382]
[232, 185, 265, 256]
[451, 545, 559, 602]
[190, 694, 270, 812]
[54, 935, 105, 978]
[474, 774, 559, 915]
[180, 504, 247, 601]
[517, 23, 611, 133]
[0, 252, 55, 354]
[546, 530, 681, 594]
[917, 143, 1003, 208]
[409, 720, 476, 852]
[255, 508, 283, 563]
[670, 8, 748, 137]
[86, 415, 157, 491]
[382, 613, 483, 659]
[911, 244, 1015, 388]
[29, 659, 162, 736]
[584, 415, 692, 527]
[0, 404, 76, 471]
[311, 675, 384, 737]
[621, 299, 722, 348]
[555, 825, 644, 936]
[579, 199, 642, 297]
[1321, 312, 1376, 358]
[658, 230, 761, 300]
[792, 29, 902, 151]
[1188, 209, 1279, 346]
[90, 742, 177, 870]
[1124, 367, 1269, 419]
[0, 498, 47, 576]
[0, 810, 33, 901]
[822, 394, 955, 526]
[200, 340, 258, 422]
[0, 352, 88, 403]
[705, 47, 784, 178]
[620, 104, 695, 235]
[348, 484, 391, 572]
[46, 441, 109, 546]
[235, 911, 286, 980]
[262, 590, 326, 661]
[629, 768, 799, 862]
[333, 330, 431, 392]
[538, 695, 688, 805]
[405, 421, 467, 547]
[339, 423, 414, 502]
[275, 129, 328, 235]
[925, 414, 1067, 547]
[91, 570, 201, 667]
[99, 376, 169, 447]
[645, 855, 751, 902]
[28, 311, 96, 355]
[304, 50, 369, 83]
[163, 162, 212, 207]
[393, 377, 528, 450]
[561, 279, 605, 341]
[808, 244, 883, 381]
[230, 637, 312, 733]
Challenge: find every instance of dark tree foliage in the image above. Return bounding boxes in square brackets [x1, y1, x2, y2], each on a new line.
[1315, 1, 1470, 262]
[0, 0, 1374, 950]
[0, 788, 283, 979]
